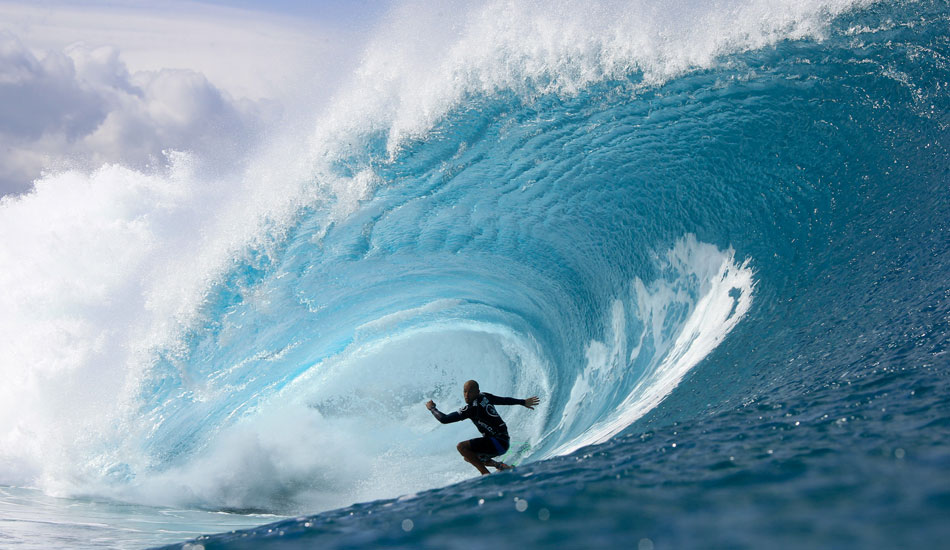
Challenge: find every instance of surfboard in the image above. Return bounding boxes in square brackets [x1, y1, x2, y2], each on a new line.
[499, 441, 532, 467]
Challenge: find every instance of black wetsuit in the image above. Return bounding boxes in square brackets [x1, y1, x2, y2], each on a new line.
[429, 392, 525, 460]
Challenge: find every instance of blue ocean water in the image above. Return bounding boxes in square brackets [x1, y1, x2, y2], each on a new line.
[2, 1, 949, 549]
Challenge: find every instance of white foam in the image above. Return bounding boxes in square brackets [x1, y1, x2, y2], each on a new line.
[0, 138, 331, 491]
[327, 0, 873, 157]
[549, 235, 755, 456]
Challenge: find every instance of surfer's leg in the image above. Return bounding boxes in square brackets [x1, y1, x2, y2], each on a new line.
[457, 440, 491, 475]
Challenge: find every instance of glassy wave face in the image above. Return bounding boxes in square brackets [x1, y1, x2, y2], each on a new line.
[3, 0, 950, 548]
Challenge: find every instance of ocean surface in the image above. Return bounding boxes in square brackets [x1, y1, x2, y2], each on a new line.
[1, 1, 949, 548]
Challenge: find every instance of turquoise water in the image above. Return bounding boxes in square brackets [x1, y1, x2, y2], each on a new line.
[2, 1, 949, 548]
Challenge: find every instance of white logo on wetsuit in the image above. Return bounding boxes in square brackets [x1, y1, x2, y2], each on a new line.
[481, 397, 500, 417]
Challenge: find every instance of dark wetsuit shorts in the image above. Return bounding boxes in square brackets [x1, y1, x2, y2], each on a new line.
[469, 436, 510, 461]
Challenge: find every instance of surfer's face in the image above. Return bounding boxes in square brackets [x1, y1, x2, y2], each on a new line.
[463, 383, 478, 404]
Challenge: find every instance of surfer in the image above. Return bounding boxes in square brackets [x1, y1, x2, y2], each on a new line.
[426, 380, 540, 475]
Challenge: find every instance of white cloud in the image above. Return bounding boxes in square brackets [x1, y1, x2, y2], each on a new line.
[0, 32, 276, 195]
[0, 1, 375, 196]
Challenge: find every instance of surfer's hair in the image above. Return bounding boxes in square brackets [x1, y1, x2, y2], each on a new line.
[464, 379, 479, 391]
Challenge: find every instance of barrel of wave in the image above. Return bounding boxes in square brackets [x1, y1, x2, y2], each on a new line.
[121, 319, 551, 514]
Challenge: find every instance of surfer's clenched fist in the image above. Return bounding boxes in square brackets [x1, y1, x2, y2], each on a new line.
[426, 400, 436, 410]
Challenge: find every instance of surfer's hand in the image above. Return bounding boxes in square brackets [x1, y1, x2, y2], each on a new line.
[523, 396, 540, 409]
[426, 400, 436, 410]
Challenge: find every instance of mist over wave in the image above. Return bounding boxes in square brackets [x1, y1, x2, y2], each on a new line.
[3, 1, 947, 533]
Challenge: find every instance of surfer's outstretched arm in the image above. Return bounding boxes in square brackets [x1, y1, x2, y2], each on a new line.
[484, 393, 541, 410]
[426, 400, 465, 423]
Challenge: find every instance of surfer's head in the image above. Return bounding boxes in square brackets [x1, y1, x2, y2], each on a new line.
[463, 380, 480, 404]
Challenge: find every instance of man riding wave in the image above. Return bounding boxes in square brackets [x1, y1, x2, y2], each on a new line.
[426, 380, 540, 475]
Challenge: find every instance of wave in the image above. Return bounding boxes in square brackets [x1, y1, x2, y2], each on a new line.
[2, 0, 944, 517]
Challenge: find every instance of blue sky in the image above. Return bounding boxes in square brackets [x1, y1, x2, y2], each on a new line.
[199, 0, 392, 23]
[0, 0, 395, 98]
[11, 0, 393, 26]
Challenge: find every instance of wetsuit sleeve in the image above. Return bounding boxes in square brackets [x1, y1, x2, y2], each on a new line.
[483, 393, 526, 406]
[430, 406, 467, 424]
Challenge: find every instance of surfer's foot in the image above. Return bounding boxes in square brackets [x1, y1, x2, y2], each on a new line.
[493, 461, 512, 471]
